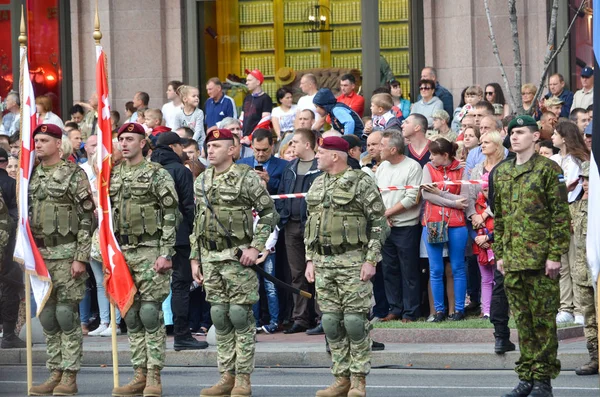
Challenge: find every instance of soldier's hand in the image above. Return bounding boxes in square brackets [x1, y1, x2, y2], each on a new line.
[545, 260, 561, 279]
[497, 259, 505, 276]
[154, 256, 172, 274]
[360, 262, 376, 281]
[191, 260, 204, 285]
[240, 247, 259, 266]
[305, 261, 315, 283]
[71, 261, 87, 278]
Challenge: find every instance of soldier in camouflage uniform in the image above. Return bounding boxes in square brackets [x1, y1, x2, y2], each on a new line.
[571, 161, 598, 376]
[28, 124, 95, 396]
[304, 137, 388, 397]
[110, 123, 179, 397]
[189, 128, 278, 397]
[493, 116, 571, 397]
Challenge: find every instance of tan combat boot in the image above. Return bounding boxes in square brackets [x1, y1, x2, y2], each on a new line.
[52, 370, 78, 396]
[29, 370, 63, 396]
[112, 367, 147, 396]
[315, 376, 351, 397]
[231, 373, 251, 397]
[143, 368, 162, 397]
[347, 374, 367, 397]
[200, 371, 235, 397]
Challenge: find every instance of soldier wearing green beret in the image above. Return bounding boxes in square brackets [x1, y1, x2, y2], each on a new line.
[190, 128, 278, 397]
[493, 115, 571, 397]
[28, 124, 95, 396]
[570, 161, 598, 376]
[110, 123, 180, 397]
[304, 137, 389, 397]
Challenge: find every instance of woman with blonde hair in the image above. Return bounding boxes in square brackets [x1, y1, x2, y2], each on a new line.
[521, 83, 539, 117]
[35, 95, 64, 129]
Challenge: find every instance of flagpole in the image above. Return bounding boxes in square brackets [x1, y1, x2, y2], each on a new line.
[93, 3, 120, 388]
[17, 6, 34, 394]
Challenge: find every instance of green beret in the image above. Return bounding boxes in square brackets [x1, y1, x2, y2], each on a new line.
[507, 115, 538, 135]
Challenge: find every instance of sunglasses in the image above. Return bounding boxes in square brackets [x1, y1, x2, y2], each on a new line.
[419, 87, 432, 91]
[485, 92, 494, 96]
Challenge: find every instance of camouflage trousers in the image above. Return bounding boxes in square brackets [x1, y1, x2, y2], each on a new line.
[42, 258, 88, 372]
[314, 250, 372, 377]
[123, 246, 171, 370]
[202, 259, 258, 374]
[574, 282, 598, 352]
[504, 269, 560, 380]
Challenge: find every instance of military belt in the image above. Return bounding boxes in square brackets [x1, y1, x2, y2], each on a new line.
[315, 244, 348, 256]
[34, 234, 77, 249]
[116, 234, 159, 246]
[200, 239, 232, 251]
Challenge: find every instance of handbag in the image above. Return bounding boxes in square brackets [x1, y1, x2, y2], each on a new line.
[426, 220, 448, 244]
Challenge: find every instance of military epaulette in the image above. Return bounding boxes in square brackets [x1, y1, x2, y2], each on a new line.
[145, 161, 163, 171]
[52, 160, 81, 181]
[231, 163, 253, 178]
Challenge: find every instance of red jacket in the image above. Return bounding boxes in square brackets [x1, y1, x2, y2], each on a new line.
[422, 159, 466, 227]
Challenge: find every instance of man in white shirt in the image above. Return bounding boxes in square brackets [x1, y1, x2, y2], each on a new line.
[571, 67, 594, 112]
[295, 74, 323, 130]
[375, 130, 423, 322]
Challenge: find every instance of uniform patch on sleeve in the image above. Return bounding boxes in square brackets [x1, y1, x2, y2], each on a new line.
[163, 196, 174, 207]
[82, 200, 94, 211]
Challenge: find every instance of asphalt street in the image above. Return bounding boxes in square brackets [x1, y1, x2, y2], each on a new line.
[0, 366, 598, 397]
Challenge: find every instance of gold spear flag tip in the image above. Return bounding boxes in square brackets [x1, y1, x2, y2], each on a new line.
[18, 5, 26, 46]
[93, 2, 102, 44]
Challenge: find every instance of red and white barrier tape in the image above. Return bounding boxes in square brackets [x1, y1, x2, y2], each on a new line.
[270, 179, 484, 200]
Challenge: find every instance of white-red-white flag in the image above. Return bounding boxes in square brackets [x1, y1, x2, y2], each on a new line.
[14, 46, 50, 315]
[95, 45, 136, 314]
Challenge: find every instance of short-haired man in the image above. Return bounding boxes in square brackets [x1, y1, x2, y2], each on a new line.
[162, 80, 183, 130]
[110, 123, 179, 397]
[569, 107, 591, 133]
[296, 109, 316, 130]
[401, 114, 430, 168]
[130, 91, 150, 123]
[469, 101, 495, 128]
[376, 130, 423, 323]
[1, 92, 20, 135]
[494, 115, 571, 397]
[420, 67, 454, 122]
[190, 128, 278, 397]
[205, 77, 237, 131]
[67, 127, 83, 163]
[239, 69, 273, 141]
[337, 74, 364, 117]
[176, 126, 194, 139]
[183, 139, 201, 162]
[544, 74, 574, 118]
[237, 128, 288, 194]
[361, 130, 383, 179]
[296, 73, 322, 130]
[278, 128, 322, 335]
[571, 67, 594, 112]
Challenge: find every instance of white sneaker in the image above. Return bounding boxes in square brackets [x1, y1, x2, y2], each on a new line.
[88, 323, 109, 336]
[574, 315, 585, 325]
[556, 311, 575, 324]
[99, 326, 121, 337]
[426, 314, 435, 323]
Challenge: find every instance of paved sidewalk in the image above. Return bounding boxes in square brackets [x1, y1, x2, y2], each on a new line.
[0, 330, 588, 371]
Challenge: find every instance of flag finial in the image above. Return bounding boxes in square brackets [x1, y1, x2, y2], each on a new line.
[93, 2, 102, 44]
[18, 5, 26, 47]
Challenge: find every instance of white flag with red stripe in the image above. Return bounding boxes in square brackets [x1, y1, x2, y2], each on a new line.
[96, 45, 136, 314]
[14, 46, 50, 315]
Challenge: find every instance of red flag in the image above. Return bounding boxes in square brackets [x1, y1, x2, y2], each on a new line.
[14, 46, 50, 315]
[96, 46, 136, 314]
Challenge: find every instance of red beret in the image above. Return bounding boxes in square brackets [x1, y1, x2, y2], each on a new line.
[206, 128, 234, 143]
[117, 122, 146, 138]
[245, 69, 265, 85]
[33, 123, 63, 139]
[318, 136, 349, 153]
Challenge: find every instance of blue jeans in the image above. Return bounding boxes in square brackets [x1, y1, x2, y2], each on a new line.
[423, 226, 468, 313]
[79, 281, 91, 325]
[90, 259, 121, 325]
[253, 254, 279, 326]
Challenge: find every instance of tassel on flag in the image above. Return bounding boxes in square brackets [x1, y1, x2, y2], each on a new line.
[95, 45, 136, 314]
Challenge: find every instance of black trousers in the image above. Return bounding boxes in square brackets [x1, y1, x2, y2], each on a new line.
[0, 259, 23, 330]
[171, 245, 193, 338]
[490, 266, 511, 339]
[371, 260, 389, 318]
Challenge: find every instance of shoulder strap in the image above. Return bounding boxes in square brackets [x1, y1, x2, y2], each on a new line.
[201, 172, 233, 245]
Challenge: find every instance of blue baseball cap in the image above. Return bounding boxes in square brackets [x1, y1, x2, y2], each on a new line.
[581, 67, 593, 78]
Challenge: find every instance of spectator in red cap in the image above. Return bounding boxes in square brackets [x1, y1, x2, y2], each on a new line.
[239, 69, 273, 144]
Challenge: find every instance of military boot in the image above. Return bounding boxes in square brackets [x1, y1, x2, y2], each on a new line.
[528, 379, 553, 397]
[347, 374, 367, 397]
[112, 368, 147, 397]
[52, 370, 78, 396]
[576, 344, 599, 376]
[29, 370, 63, 396]
[501, 380, 533, 397]
[200, 371, 235, 397]
[230, 374, 251, 397]
[143, 368, 162, 397]
[315, 376, 351, 397]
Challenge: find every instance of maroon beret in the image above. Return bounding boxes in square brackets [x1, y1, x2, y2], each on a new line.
[318, 136, 349, 153]
[207, 128, 234, 143]
[117, 122, 146, 138]
[33, 123, 63, 139]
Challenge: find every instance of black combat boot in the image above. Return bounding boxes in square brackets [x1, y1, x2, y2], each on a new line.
[173, 334, 208, 351]
[501, 379, 533, 397]
[529, 379, 553, 397]
[494, 337, 516, 354]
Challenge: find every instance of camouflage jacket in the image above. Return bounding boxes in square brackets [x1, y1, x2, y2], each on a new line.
[304, 168, 388, 265]
[29, 160, 95, 262]
[109, 160, 179, 257]
[189, 163, 278, 263]
[492, 153, 571, 271]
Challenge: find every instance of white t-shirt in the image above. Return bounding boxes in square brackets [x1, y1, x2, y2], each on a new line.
[550, 153, 582, 203]
[161, 101, 182, 130]
[297, 94, 321, 126]
[271, 105, 297, 132]
[375, 158, 423, 227]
